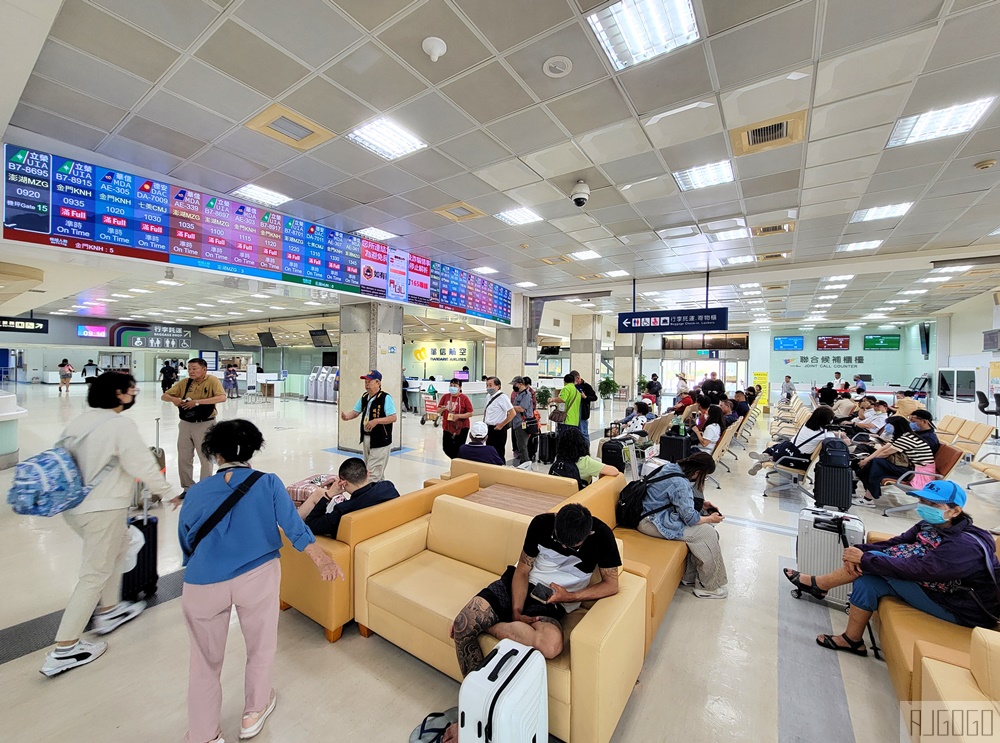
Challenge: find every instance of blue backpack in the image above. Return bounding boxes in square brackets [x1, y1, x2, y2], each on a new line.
[7, 420, 115, 517]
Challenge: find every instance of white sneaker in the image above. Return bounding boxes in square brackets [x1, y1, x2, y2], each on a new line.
[240, 691, 276, 739]
[693, 585, 728, 599]
[40, 639, 108, 677]
[748, 463, 763, 476]
[91, 600, 146, 635]
[748, 452, 764, 461]
[851, 496, 877, 509]
[681, 579, 695, 586]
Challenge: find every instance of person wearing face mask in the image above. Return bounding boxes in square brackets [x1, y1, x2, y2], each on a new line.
[783, 481, 1000, 656]
[482, 376, 516, 462]
[40, 373, 180, 678]
[439, 378, 474, 459]
[510, 376, 535, 466]
[909, 409, 940, 453]
[852, 414, 936, 508]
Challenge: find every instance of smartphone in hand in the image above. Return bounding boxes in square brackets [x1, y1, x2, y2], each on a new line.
[530, 584, 554, 603]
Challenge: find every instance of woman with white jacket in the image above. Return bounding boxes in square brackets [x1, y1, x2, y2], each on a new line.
[41, 373, 179, 677]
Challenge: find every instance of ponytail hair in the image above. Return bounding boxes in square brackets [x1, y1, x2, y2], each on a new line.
[201, 418, 265, 463]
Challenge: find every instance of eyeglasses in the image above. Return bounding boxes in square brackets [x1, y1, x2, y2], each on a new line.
[552, 528, 584, 551]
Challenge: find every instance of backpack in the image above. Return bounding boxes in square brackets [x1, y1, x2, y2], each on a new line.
[819, 437, 851, 468]
[764, 430, 824, 470]
[548, 459, 587, 490]
[7, 418, 116, 517]
[615, 468, 687, 529]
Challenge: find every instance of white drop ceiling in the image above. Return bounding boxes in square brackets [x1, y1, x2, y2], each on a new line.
[3, 0, 1000, 332]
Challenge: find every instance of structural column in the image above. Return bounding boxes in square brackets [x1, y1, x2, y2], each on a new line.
[496, 326, 527, 386]
[337, 301, 403, 453]
[570, 315, 601, 386]
[613, 330, 638, 401]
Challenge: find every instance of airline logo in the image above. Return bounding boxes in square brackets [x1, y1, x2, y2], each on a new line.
[9, 149, 27, 164]
[174, 189, 187, 200]
[307, 224, 316, 234]
[235, 205, 246, 216]
[57, 160, 74, 175]
[206, 197, 217, 209]
[102, 172, 116, 182]
[139, 180, 154, 193]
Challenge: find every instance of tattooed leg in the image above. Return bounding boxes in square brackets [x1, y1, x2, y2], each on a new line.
[451, 597, 499, 676]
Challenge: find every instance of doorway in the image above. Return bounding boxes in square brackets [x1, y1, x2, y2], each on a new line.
[660, 358, 748, 395]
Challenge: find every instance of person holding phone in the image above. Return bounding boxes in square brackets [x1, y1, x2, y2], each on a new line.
[296, 457, 400, 538]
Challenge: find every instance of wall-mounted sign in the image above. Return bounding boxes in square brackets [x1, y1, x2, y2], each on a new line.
[77, 325, 107, 338]
[412, 344, 469, 362]
[618, 308, 728, 334]
[0, 316, 48, 333]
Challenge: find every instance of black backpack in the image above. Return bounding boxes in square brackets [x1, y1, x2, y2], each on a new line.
[615, 468, 687, 529]
[819, 438, 851, 468]
[548, 459, 588, 491]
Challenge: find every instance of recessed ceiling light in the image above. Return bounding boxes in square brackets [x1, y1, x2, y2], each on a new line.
[227, 312, 242, 316]
[845, 325, 862, 330]
[873, 307, 893, 312]
[268, 305, 286, 309]
[919, 276, 951, 283]
[176, 305, 194, 310]
[673, 160, 735, 191]
[355, 227, 397, 241]
[130, 288, 152, 294]
[347, 117, 427, 160]
[599, 310, 613, 314]
[251, 294, 270, 299]
[217, 299, 235, 304]
[799, 326, 815, 330]
[723, 255, 756, 265]
[886, 97, 995, 148]
[825, 275, 855, 281]
[836, 240, 883, 252]
[605, 269, 629, 277]
[191, 316, 207, 320]
[587, 0, 699, 71]
[850, 203, 912, 222]
[247, 309, 264, 313]
[196, 303, 214, 307]
[742, 290, 761, 296]
[886, 299, 910, 304]
[901, 289, 928, 295]
[565, 298, 582, 303]
[990, 227, 1000, 236]
[817, 295, 839, 300]
[119, 316, 132, 320]
[495, 208, 543, 226]
[472, 267, 498, 275]
[863, 314, 887, 319]
[738, 283, 760, 288]
[304, 301, 322, 306]
[744, 299, 764, 304]
[932, 265, 973, 273]
[146, 311, 163, 316]
[157, 279, 181, 286]
[111, 293, 133, 299]
[571, 250, 601, 260]
[230, 184, 292, 208]
[707, 228, 749, 242]
[581, 303, 596, 307]
[752, 318, 771, 324]
[514, 281, 537, 288]
[823, 284, 848, 290]
[815, 304, 832, 308]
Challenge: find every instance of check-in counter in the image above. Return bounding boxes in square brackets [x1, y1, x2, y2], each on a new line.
[0, 390, 28, 469]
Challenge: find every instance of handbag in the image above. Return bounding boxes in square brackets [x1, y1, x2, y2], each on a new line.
[184, 470, 265, 557]
[549, 389, 576, 424]
[178, 379, 216, 423]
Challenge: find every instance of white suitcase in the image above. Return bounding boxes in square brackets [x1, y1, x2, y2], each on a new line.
[796, 508, 866, 608]
[642, 457, 669, 477]
[459, 639, 548, 743]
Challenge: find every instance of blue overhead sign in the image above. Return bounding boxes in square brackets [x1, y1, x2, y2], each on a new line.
[617, 307, 729, 334]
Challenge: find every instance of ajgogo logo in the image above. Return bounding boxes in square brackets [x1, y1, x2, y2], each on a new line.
[413, 347, 428, 361]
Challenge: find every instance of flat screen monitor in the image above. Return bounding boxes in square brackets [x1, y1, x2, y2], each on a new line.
[910, 377, 930, 392]
[219, 334, 235, 351]
[773, 335, 804, 351]
[454, 370, 470, 381]
[817, 335, 850, 350]
[257, 331, 277, 348]
[864, 334, 900, 350]
[539, 345, 561, 355]
[309, 329, 333, 347]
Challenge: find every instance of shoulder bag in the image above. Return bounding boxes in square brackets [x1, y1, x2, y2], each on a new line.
[185, 470, 265, 557]
[179, 378, 216, 423]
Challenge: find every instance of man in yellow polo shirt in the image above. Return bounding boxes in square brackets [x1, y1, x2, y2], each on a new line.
[161, 358, 227, 495]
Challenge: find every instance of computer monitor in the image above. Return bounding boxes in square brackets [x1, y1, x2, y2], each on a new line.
[309, 329, 333, 347]
[910, 377, 930, 392]
[219, 334, 235, 351]
[454, 370, 470, 381]
[257, 331, 277, 348]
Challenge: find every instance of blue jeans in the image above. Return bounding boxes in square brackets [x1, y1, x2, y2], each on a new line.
[579, 419, 591, 446]
[848, 552, 957, 623]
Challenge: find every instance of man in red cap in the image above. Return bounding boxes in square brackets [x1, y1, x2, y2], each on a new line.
[341, 369, 397, 481]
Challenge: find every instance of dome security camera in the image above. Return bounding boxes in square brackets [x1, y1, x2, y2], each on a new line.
[571, 180, 590, 208]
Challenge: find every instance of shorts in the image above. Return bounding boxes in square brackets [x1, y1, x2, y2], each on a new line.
[60, 374, 72, 380]
[476, 565, 566, 625]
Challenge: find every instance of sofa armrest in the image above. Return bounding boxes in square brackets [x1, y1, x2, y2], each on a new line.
[912, 640, 972, 702]
[279, 535, 352, 638]
[353, 515, 431, 629]
[568, 571, 646, 743]
[423, 477, 447, 487]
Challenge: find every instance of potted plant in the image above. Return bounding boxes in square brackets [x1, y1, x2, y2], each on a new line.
[636, 373, 647, 398]
[598, 375, 618, 399]
[535, 385, 552, 423]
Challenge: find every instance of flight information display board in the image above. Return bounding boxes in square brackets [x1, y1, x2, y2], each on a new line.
[3, 143, 512, 324]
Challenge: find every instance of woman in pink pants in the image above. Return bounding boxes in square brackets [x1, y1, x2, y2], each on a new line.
[178, 420, 343, 742]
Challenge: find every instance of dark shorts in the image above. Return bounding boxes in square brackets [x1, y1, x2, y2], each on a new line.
[476, 565, 566, 625]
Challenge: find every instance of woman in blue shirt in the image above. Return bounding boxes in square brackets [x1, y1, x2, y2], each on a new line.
[178, 419, 343, 743]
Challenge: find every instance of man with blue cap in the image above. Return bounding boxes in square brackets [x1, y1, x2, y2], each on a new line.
[341, 369, 396, 482]
[782, 480, 1000, 656]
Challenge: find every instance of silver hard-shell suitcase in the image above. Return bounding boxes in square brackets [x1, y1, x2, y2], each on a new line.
[795, 508, 866, 608]
[458, 639, 548, 743]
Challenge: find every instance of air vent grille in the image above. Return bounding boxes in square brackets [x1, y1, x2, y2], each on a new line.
[577, 274, 604, 281]
[763, 284, 785, 291]
[730, 110, 807, 156]
[268, 116, 314, 141]
[758, 252, 789, 262]
[752, 222, 795, 237]
[747, 122, 787, 147]
[540, 256, 569, 265]
[433, 201, 488, 222]
[245, 104, 333, 151]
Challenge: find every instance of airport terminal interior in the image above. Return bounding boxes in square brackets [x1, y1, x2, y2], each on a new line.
[3, 1, 1000, 741]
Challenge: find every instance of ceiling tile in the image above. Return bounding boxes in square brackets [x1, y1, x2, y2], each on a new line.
[437, 130, 512, 169]
[10, 104, 107, 149]
[90, 0, 220, 48]
[643, 100, 724, 149]
[359, 165, 426, 194]
[797, 197, 860, 220]
[323, 42, 427, 110]
[904, 55, 1000, 117]
[691, 200, 744, 222]
[330, 178, 391, 204]
[475, 159, 542, 190]
[367, 196, 423, 218]
[822, 0, 944, 55]
[809, 85, 909, 141]
[802, 154, 879, 189]
[504, 24, 608, 101]
[622, 176, 681, 203]
[659, 132, 730, 171]
[601, 152, 667, 185]
[96, 135, 184, 173]
[734, 143, 804, 178]
[455, 0, 573, 52]
[926, 3, 1000, 73]
[119, 116, 206, 159]
[251, 171, 316, 200]
[138, 90, 233, 140]
[618, 44, 713, 115]
[805, 124, 893, 168]
[390, 91, 477, 146]
[378, 0, 491, 85]
[521, 141, 592, 178]
[396, 149, 465, 181]
[800, 179, 868, 205]
[961, 127, 1000, 159]
[701, 0, 799, 34]
[576, 120, 651, 165]
[300, 190, 361, 214]
[682, 182, 740, 208]
[407, 211, 453, 230]
[195, 147, 267, 180]
[856, 185, 924, 209]
[282, 77, 375, 134]
[925, 175, 999, 199]
[20, 75, 126, 131]
[334, 0, 415, 30]
[436, 172, 495, 200]
[164, 59, 269, 122]
[875, 137, 959, 173]
[504, 181, 565, 207]
[311, 137, 391, 174]
[441, 61, 534, 124]
[487, 107, 566, 154]
[50, 0, 180, 82]
[277, 156, 351, 189]
[743, 189, 800, 214]
[865, 162, 941, 193]
[545, 79, 632, 137]
[170, 163, 243, 194]
[710, 2, 816, 89]
[742, 169, 800, 198]
[194, 20, 310, 97]
[215, 128, 299, 168]
[235, 0, 362, 67]
[32, 41, 152, 110]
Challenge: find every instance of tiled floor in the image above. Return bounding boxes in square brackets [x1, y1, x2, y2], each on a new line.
[3, 382, 998, 742]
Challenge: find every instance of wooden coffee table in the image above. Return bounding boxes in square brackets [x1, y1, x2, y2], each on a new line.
[466, 483, 566, 517]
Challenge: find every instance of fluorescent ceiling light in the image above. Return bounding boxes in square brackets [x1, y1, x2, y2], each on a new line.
[673, 160, 734, 191]
[157, 279, 181, 286]
[587, 0, 700, 72]
[196, 303, 214, 307]
[472, 267, 498, 275]
[251, 293, 270, 299]
[230, 184, 292, 208]
[571, 250, 601, 260]
[565, 298, 582, 303]
[901, 289, 928, 295]
[227, 312, 242, 316]
[605, 270, 630, 277]
[744, 299, 763, 304]
[355, 227, 397, 241]
[836, 241, 882, 252]
[738, 283, 760, 288]
[515, 281, 537, 288]
[863, 314, 887, 319]
[933, 265, 973, 273]
[304, 301, 322, 306]
[850, 203, 912, 222]
[825, 274, 855, 281]
[599, 310, 613, 314]
[886, 97, 995, 148]
[845, 325, 862, 330]
[817, 295, 839, 300]
[495, 208, 543, 226]
[886, 299, 910, 304]
[919, 276, 951, 283]
[815, 304, 832, 308]
[878, 325, 898, 330]
[347, 117, 427, 160]
[111, 293, 133, 298]
[581, 303, 596, 308]
[129, 288, 152, 293]
[707, 228, 749, 242]
[246, 309, 264, 313]
[177, 305, 193, 310]
[742, 290, 761, 296]
[873, 307, 893, 312]
[752, 318, 771, 324]
[217, 299, 235, 304]
[268, 306, 286, 310]
[991, 227, 1000, 236]
[823, 284, 847, 290]
[723, 255, 756, 265]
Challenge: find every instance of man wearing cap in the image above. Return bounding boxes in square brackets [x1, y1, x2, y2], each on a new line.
[510, 377, 534, 466]
[892, 389, 925, 417]
[457, 422, 504, 466]
[675, 372, 689, 397]
[573, 371, 599, 446]
[341, 370, 397, 482]
[852, 374, 867, 395]
[483, 376, 516, 462]
[645, 374, 662, 410]
[909, 409, 940, 452]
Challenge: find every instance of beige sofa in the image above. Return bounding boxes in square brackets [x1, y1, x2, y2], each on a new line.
[354, 494, 647, 743]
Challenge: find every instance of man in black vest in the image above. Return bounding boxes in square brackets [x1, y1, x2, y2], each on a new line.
[341, 369, 397, 482]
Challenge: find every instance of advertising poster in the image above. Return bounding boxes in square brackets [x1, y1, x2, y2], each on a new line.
[360, 239, 387, 298]
[386, 246, 409, 302]
[407, 253, 431, 306]
[752, 371, 769, 406]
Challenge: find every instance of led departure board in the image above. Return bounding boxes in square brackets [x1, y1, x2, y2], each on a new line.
[3, 144, 512, 324]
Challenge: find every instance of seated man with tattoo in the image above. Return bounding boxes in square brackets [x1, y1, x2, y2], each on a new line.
[443, 503, 621, 741]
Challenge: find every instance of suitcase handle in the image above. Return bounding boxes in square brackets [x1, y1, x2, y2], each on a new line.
[487, 648, 519, 682]
[813, 515, 851, 548]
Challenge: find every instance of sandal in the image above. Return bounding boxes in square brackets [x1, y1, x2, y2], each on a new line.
[783, 568, 828, 600]
[816, 633, 868, 656]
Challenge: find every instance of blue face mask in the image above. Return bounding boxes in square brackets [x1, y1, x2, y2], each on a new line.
[449, 386, 459, 395]
[882, 423, 894, 436]
[916, 504, 948, 524]
[910, 422, 920, 432]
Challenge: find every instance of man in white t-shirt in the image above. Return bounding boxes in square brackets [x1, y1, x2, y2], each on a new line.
[482, 376, 515, 462]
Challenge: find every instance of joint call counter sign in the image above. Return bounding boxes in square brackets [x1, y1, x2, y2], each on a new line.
[0, 316, 48, 333]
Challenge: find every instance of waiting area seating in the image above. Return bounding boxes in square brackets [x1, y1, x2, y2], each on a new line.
[934, 414, 996, 461]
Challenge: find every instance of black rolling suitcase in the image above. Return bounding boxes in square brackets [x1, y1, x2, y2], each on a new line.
[602, 439, 627, 472]
[122, 495, 158, 601]
[659, 433, 691, 463]
[535, 432, 557, 465]
[812, 439, 854, 511]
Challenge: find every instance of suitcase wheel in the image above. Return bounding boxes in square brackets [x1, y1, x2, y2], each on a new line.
[420, 416, 426, 425]
[434, 418, 439, 427]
